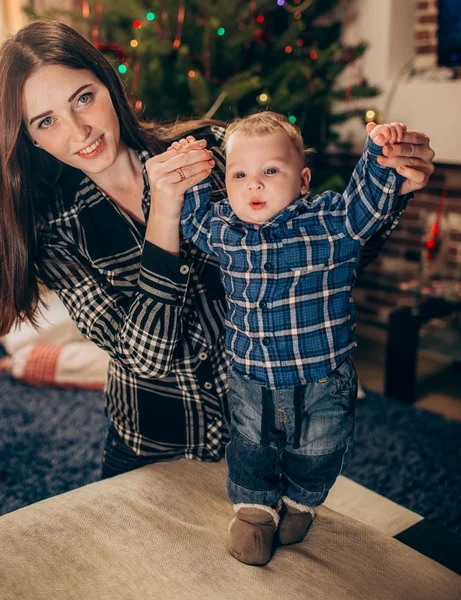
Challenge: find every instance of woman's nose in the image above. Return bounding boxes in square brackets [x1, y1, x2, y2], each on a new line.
[69, 116, 91, 142]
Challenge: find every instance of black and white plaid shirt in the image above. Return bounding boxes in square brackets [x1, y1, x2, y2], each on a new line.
[37, 125, 411, 457]
[38, 127, 230, 458]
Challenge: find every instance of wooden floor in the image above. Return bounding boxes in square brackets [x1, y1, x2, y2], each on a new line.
[353, 323, 461, 421]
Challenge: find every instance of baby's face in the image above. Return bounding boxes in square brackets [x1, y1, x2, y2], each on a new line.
[225, 132, 310, 225]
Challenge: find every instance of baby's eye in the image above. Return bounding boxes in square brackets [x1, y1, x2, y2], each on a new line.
[234, 172, 245, 179]
[265, 167, 278, 175]
[78, 92, 92, 105]
[38, 116, 54, 129]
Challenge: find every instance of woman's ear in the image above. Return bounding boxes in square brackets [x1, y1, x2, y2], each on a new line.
[300, 167, 311, 194]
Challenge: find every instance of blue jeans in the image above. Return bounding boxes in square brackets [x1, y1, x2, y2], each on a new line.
[226, 357, 357, 507]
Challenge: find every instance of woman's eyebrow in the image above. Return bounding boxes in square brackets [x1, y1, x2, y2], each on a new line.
[29, 84, 93, 125]
[29, 110, 52, 125]
[67, 83, 92, 103]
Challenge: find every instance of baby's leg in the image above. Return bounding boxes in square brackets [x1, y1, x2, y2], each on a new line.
[279, 357, 358, 545]
[225, 370, 284, 565]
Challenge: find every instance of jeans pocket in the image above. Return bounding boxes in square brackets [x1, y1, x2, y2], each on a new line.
[334, 356, 358, 403]
[295, 368, 356, 455]
[228, 370, 264, 446]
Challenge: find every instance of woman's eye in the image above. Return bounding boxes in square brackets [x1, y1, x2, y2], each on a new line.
[265, 167, 278, 175]
[38, 117, 53, 129]
[78, 92, 92, 105]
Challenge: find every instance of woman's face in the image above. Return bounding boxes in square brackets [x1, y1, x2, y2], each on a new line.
[23, 65, 122, 175]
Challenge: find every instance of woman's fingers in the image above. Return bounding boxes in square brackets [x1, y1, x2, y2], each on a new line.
[396, 158, 434, 194]
[398, 166, 431, 194]
[147, 147, 212, 180]
[384, 132, 435, 160]
[400, 130, 430, 145]
[382, 137, 435, 162]
[170, 167, 213, 193]
[368, 125, 434, 195]
[166, 149, 214, 176]
[398, 166, 427, 184]
[146, 140, 213, 221]
[377, 154, 435, 171]
[168, 157, 215, 184]
[377, 154, 434, 193]
[377, 129, 435, 195]
[146, 148, 214, 190]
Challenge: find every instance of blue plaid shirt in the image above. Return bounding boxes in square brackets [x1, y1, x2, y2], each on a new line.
[181, 137, 405, 389]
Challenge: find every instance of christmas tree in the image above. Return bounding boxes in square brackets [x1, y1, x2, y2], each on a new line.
[26, 0, 379, 192]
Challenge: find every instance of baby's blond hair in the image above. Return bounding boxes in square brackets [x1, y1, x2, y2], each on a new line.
[224, 111, 314, 166]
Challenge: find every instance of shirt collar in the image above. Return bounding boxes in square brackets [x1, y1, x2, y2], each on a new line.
[219, 193, 312, 229]
[139, 150, 152, 190]
[138, 150, 153, 217]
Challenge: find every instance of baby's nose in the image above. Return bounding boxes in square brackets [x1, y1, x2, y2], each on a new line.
[248, 180, 263, 189]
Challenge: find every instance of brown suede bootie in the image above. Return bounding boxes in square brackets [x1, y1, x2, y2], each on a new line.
[276, 496, 315, 546]
[228, 504, 280, 566]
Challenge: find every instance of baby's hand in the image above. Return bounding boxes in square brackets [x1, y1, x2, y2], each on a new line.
[167, 135, 201, 153]
[367, 122, 407, 147]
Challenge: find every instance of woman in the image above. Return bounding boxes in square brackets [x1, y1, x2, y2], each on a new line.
[0, 21, 435, 478]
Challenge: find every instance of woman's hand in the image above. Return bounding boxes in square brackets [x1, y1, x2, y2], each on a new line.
[144, 136, 214, 255]
[146, 135, 214, 222]
[366, 122, 435, 195]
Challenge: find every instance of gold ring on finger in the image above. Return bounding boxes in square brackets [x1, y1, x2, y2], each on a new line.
[408, 143, 415, 157]
[177, 167, 186, 181]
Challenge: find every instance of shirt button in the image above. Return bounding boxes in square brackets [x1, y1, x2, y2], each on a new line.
[198, 352, 208, 361]
[262, 229, 270, 239]
[180, 265, 190, 275]
[203, 381, 213, 390]
[259, 301, 267, 309]
[263, 262, 273, 272]
[262, 337, 271, 346]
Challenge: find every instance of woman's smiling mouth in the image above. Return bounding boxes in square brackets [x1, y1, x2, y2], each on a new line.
[76, 134, 104, 158]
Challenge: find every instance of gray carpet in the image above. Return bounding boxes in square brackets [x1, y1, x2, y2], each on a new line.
[0, 370, 460, 536]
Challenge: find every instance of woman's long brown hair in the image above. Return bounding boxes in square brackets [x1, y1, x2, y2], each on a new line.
[0, 20, 222, 336]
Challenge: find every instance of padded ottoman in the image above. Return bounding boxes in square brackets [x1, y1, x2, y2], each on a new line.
[0, 460, 459, 600]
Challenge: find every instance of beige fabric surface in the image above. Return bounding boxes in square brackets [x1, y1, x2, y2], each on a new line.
[0, 460, 459, 600]
[325, 475, 423, 536]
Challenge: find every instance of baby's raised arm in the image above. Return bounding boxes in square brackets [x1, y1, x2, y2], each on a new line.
[173, 137, 217, 255]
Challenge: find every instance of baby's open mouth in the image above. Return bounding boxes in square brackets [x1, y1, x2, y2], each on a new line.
[250, 200, 266, 210]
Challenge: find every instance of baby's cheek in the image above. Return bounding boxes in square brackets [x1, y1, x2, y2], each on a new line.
[227, 190, 240, 213]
